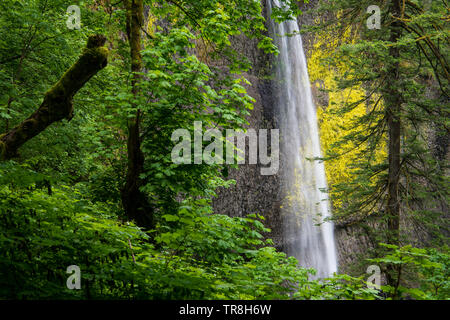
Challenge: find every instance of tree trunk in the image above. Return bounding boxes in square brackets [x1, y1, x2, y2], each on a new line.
[0, 35, 108, 160]
[384, 0, 402, 291]
[386, 0, 402, 247]
[121, 0, 153, 229]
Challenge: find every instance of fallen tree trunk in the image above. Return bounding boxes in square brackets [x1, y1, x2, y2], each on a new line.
[0, 35, 108, 159]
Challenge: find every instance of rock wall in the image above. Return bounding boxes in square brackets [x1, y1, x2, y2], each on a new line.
[212, 2, 285, 249]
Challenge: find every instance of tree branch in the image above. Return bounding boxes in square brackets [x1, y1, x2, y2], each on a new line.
[0, 35, 108, 159]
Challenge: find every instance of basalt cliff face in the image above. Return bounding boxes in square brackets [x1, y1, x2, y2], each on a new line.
[211, 11, 285, 251]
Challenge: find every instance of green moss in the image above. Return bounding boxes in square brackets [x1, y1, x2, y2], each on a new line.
[0, 34, 108, 161]
[22, 118, 38, 130]
[87, 34, 107, 48]
[15, 126, 27, 141]
[0, 141, 5, 159]
[83, 47, 109, 65]
[45, 43, 108, 102]
[45, 80, 66, 100]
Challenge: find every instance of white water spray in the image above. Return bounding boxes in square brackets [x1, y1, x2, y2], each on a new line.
[267, 0, 338, 278]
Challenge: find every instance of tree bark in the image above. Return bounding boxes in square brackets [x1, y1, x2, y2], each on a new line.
[384, 0, 403, 291]
[121, 0, 153, 229]
[385, 0, 402, 247]
[0, 35, 108, 159]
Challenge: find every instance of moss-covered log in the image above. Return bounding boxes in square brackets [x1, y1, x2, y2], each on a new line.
[0, 35, 108, 160]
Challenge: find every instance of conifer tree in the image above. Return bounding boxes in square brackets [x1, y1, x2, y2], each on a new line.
[311, 0, 449, 290]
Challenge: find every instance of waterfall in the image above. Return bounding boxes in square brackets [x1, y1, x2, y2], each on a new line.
[267, 0, 338, 278]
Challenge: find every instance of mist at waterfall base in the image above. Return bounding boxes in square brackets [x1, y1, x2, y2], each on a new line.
[267, 0, 338, 279]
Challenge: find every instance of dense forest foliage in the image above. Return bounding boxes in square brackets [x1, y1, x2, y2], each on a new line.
[0, 0, 448, 300]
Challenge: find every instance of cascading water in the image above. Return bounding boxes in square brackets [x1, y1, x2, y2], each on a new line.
[267, 0, 338, 278]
